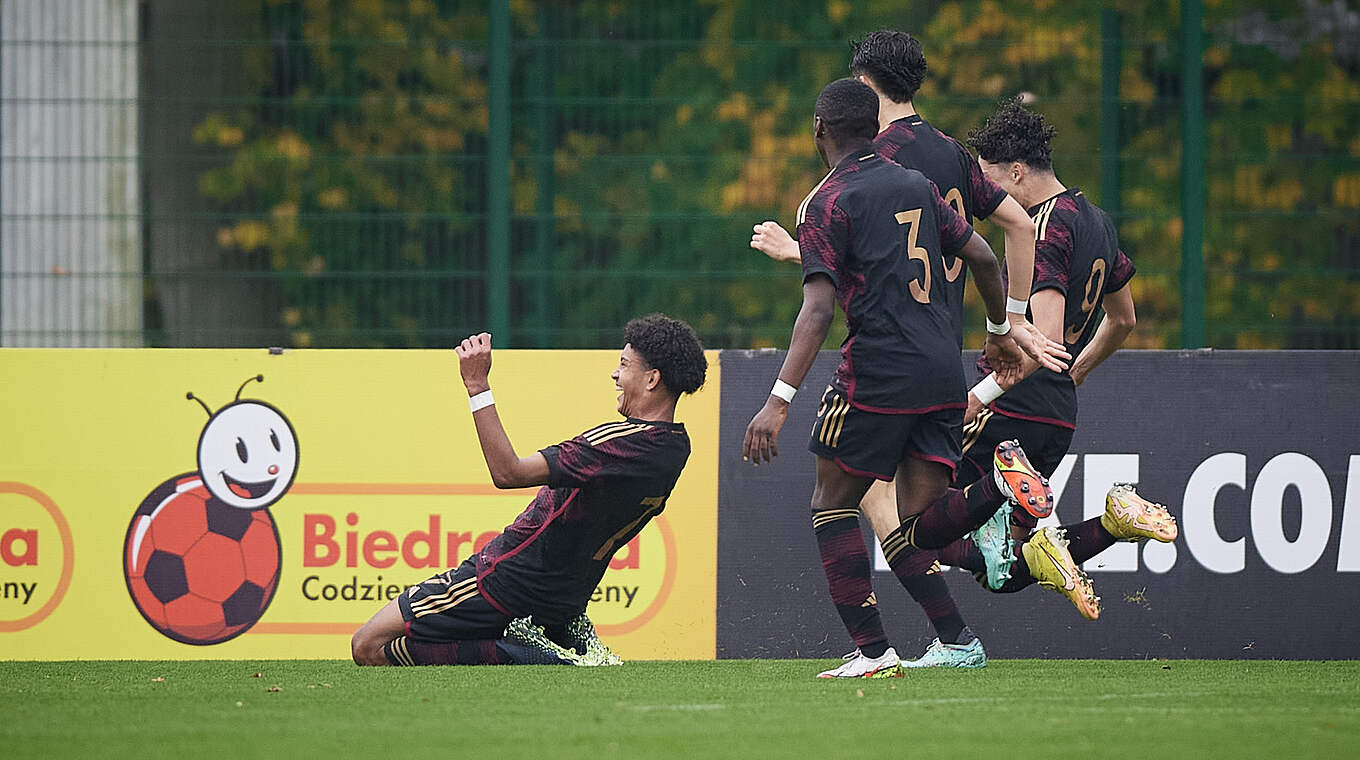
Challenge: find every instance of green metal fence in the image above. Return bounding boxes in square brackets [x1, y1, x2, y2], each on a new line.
[3, 0, 1356, 349]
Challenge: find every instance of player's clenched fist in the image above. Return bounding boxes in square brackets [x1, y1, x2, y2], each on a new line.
[750, 221, 800, 264]
[455, 332, 493, 394]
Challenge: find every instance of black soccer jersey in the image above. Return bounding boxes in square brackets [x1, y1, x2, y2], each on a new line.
[798, 150, 975, 413]
[875, 116, 1009, 340]
[875, 116, 1007, 225]
[473, 418, 690, 622]
[980, 188, 1136, 428]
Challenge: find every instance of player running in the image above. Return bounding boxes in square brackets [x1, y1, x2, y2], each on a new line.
[352, 314, 707, 666]
[898, 97, 1178, 667]
[752, 29, 1066, 372]
[750, 29, 1068, 669]
[742, 77, 1032, 679]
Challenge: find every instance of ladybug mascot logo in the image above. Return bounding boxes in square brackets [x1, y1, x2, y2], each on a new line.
[123, 376, 298, 645]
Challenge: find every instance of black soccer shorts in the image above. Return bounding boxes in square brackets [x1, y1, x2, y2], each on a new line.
[807, 385, 963, 481]
[397, 558, 511, 641]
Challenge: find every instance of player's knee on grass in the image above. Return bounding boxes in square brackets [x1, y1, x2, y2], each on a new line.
[351, 629, 377, 665]
[351, 624, 393, 666]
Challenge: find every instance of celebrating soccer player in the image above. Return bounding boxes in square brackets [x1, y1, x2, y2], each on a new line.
[352, 314, 707, 666]
[741, 77, 1033, 679]
[750, 29, 1070, 668]
[914, 97, 1177, 619]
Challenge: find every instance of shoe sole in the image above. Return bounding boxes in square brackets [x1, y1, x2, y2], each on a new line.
[903, 657, 986, 669]
[996, 440, 1054, 518]
[817, 663, 905, 679]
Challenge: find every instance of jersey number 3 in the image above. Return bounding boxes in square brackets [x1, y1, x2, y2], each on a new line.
[894, 208, 932, 304]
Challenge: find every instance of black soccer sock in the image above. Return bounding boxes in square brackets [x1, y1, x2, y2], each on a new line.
[937, 536, 986, 575]
[882, 527, 968, 645]
[964, 474, 1008, 523]
[813, 508, 889, 659]
[901, 487, 991, 549]
[1064, 516, 1119, 564]
[382, 635, 505, 666]
[938, 534, 1036, 594]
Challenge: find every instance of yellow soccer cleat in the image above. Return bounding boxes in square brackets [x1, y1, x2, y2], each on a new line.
[1102, 483, 1178, 543]
[564, 613, 624, 666]
[1021, 527, 1100, 620]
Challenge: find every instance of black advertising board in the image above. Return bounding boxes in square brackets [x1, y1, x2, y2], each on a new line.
[717, 350, 1360, 659]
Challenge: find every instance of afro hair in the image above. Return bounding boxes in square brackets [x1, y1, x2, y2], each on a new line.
[623, 313, 707, 396]
[966, 96, 1057, 171]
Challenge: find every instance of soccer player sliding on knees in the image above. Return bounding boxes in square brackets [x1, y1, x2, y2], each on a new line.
[352, 314, 707, 667]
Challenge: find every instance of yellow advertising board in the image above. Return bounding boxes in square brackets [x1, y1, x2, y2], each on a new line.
[0, 348, 720, 661]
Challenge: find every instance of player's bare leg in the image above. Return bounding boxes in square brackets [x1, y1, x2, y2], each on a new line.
[859, 478, 899, 541]
[351, 598, 406, 665]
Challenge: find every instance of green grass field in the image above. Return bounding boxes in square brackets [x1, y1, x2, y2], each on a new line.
[3, 660, 1357, 759]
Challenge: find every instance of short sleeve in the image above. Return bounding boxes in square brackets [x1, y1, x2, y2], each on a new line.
[1106, 248, 1136, 293]
[930, 179, 974, 256]
[966, 155, 1007, 220]
[798, 195, 850, 287]
[1032, 213, 1074, 295]
[540, 425, 653, 490]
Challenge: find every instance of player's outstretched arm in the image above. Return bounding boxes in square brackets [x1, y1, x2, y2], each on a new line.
[750, 221, 801, 264]
[743, 275, 834, 465]
[1069, 282, 1136, 387]
[454, 332, 550, 489]
[957, 231, 1024, 383]
[988, 195, 1070, 373]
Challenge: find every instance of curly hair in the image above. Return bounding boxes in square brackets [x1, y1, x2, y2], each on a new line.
[966, 96, 1057, 171]
[814, 77, 880, 145]
[624, 313, 707, 396]
[849, 29, 928, 104]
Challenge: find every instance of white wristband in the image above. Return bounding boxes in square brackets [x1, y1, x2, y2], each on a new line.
[985, 315, 1012, 335]
[971, 373, 1005, 404]
[1006, 296, 1029, 315]
[468, 390, 495, 412]
[771, 379, 797, 403]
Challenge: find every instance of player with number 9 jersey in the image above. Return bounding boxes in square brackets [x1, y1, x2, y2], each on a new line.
[976, 190, 1135, 429]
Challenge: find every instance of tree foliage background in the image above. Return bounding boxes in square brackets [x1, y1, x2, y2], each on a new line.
[177, 0, 1360, 349]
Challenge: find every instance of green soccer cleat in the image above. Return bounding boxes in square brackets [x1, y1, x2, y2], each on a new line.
[902, 637, 987, 669]
[1021, 526, 1101, 620]
[1102, 483, 1178, 543]
[563, 613, 624, 666]
[501, 618, 584, 666]
[970, 500, 1015, 591]
[817, 647, 904, 679]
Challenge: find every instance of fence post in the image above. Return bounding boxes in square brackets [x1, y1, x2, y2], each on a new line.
[533, 5, 555, 348]
[1100, 9, 1122, 224]
[488, 0, 511, 341]
[1180, 0, 1205, 348]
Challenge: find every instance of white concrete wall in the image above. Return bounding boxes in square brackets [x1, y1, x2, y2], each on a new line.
[2, 0, 141, 346]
